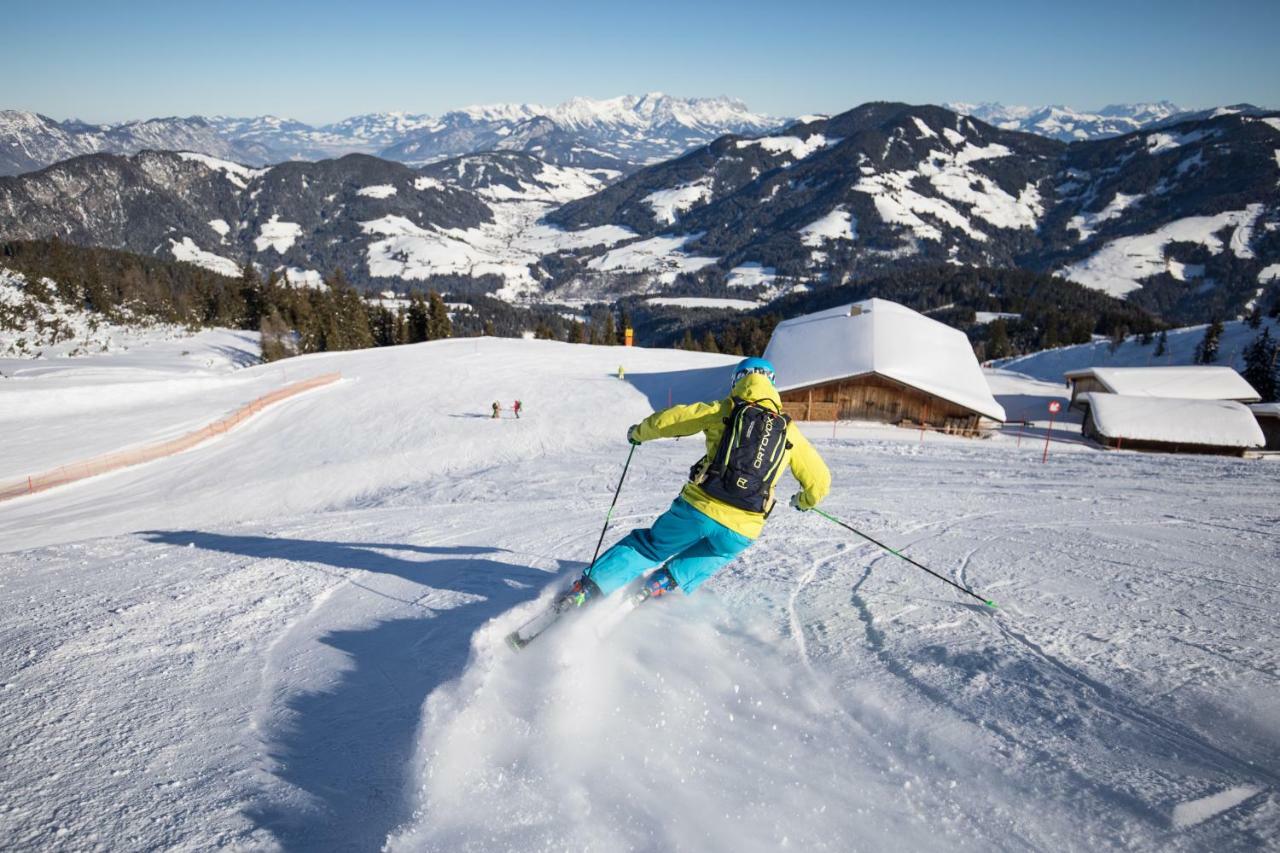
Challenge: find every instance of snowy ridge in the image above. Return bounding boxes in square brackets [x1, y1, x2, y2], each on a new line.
[946, 101, 1189, 141]
[1, 95, 782, 176]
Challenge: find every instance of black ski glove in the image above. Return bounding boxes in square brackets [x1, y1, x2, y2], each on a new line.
[627, 424, 642, 445]
[790, 492, 811, 512]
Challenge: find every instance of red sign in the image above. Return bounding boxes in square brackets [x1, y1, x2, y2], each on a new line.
[1048, 400, 1062, 414]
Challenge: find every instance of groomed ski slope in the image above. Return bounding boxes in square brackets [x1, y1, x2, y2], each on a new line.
[1, 338, 1276, 851]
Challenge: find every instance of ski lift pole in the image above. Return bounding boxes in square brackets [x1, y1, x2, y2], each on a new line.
[811, 507, 997, 608]
[585, 443, 637, 575]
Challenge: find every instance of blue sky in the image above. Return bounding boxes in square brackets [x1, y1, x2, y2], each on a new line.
[6, 0, 1277, 123]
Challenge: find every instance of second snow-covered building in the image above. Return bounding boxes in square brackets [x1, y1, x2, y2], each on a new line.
[762, 298, 1005, 433]
[1064, 366, 1261, 410]
[1081, 395, 1266, 456]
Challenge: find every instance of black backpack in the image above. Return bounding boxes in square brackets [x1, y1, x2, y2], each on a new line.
[692, 398, 792, 514]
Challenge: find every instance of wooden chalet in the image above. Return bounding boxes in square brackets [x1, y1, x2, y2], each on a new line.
[762, 299, 1005, 435]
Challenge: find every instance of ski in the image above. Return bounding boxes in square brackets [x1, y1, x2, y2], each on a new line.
[505, 583, 592, 651]
[505, 574, 670, 651]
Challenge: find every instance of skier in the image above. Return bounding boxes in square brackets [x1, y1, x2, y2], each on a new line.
[513, 399, 522, 419]
[491, 401, 501, 419]
[617, 365, 625, 380]
[564, 357, 830, 607]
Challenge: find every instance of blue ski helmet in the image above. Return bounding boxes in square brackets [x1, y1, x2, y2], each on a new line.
[733, 356, 776, 385]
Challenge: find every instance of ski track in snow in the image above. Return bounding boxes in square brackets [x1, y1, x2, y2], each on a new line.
[1, 339, 1278, 851]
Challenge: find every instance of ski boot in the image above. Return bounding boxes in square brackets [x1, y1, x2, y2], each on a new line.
[554, 576, 602, 613]
[640, 568, 677, 600]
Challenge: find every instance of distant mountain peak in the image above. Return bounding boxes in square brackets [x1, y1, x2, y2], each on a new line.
[944, 101, 1192, 141]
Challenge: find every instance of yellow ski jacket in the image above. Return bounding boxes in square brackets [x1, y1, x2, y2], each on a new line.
[630, 373, 831, 539]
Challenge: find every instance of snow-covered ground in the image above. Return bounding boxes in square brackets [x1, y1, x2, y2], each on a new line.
[1057, 205, 1264, 298]
[0, 267, 260, 384]
[1, 338, 1276, 851]
[644, 296, 759, 310]
[997, 316, 1280, 381]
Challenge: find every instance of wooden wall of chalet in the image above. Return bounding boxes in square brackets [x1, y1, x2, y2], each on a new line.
[779, 373, 983, 434]
[1068, 376, 1109, 407]
[1254, 415, 1280, 450]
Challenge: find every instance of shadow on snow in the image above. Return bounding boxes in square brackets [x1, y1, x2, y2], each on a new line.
[624, 364, 732, 411]
[140, 529, 576, 852]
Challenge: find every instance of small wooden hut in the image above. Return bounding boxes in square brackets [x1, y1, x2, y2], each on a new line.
[1081, 394, 1265, 456]
[1064, 366, 1260, 411]
[762, 299, 1005, 434]
[1250, 403, 1280, 451]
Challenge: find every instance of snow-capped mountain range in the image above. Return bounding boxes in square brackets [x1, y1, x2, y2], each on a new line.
[945, 101, 1271, 142]
[1, 102, 1277, 324]
[545, 103, 1280, 321]
[0, 111, 270, 178]
[0, 94, 780, 177]
[9, 97, 1270, 181]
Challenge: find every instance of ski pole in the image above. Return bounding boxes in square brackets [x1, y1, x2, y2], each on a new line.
[585, 442, 637, 575]
[812, 507, 997, 608]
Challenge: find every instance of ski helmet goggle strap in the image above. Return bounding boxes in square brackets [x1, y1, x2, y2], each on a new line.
[733, 357, 776, 384]
[736, 366, 775, 381]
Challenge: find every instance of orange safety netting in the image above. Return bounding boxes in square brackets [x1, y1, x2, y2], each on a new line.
[0, 372, 341, 503]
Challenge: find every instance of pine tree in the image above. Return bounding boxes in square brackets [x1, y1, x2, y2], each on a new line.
[259, 308, 294, 362]
[1247, 305, 1263, 329]
[603, 313, 616, 345]
[1242, 327, 1278, 402]
[1154, 329, 1168, 357]
[1194, 319, 1224, 364]
[239, 263, 264, 330]
[700, 331, 720, 353]
[1108, 325, 1128, 354]
[679, 329, 697, 350]
[406, 293, 429, 343]
[618, 311, 631, 344]
[426, 290, 452, 339]
[986, 319, 1011, 360]
[370, 305, 398, 347]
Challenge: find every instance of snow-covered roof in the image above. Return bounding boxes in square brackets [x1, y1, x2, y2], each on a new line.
[1064, 366, 1260, 402]
[763, 298, 1006, 421]
[1084, 394, 1265, 448]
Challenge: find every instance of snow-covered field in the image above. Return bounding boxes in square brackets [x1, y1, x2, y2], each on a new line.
[997, 316, 1280, 381]
[1, 338, 1276, 851]
[1058, 205, 1264, 298]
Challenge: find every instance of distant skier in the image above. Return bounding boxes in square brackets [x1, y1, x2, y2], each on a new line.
[617, 365, 625, 380]
[564, 357, 830, 606]
[491, 401, 501, 419]
[513, 399, 522, 419]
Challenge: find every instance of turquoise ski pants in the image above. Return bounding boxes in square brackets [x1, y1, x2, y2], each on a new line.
[586, 497, 754, 596]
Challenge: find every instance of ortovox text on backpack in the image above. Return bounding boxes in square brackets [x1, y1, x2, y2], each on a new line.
[692, 398, 791, 514]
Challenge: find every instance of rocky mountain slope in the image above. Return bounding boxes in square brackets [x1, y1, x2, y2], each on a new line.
[2, 103, 1276, 324]
[546, 103, 1280, 322]
[0, 148, 630, 297]
[0, 111, 269, 177]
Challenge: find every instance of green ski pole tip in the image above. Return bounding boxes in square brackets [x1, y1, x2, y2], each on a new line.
[985, 600, 998, 608]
